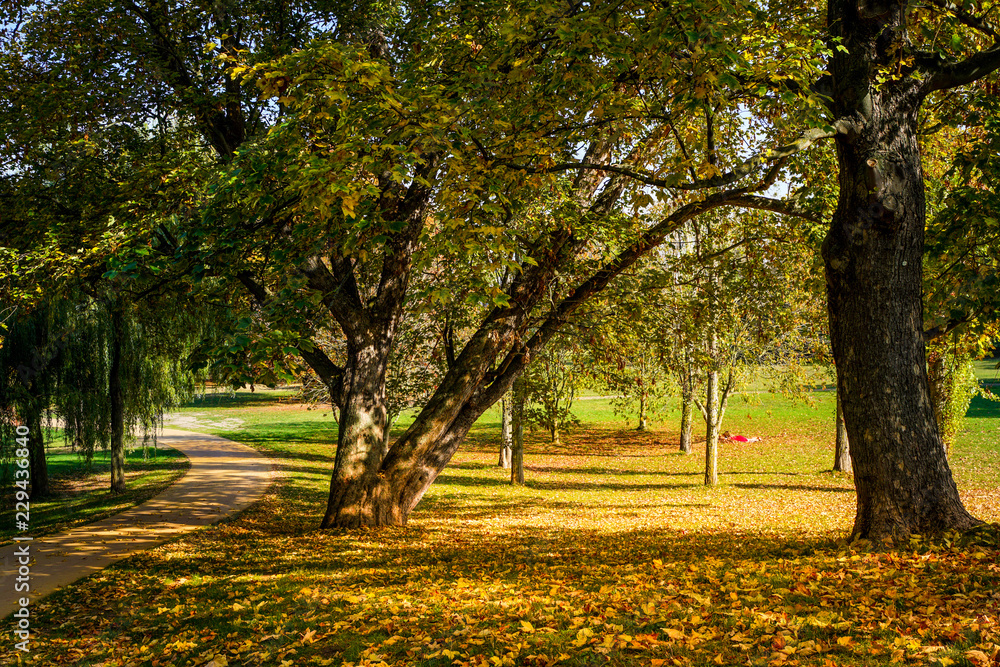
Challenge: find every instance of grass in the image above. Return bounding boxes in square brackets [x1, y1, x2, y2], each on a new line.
[0, 441, 189, 546]
[2, 385, 998, 667]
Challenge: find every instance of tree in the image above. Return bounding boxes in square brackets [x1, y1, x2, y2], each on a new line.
[521, 339, 583, 445]
[583, 273, 675, 433]
[658, 209, 827, 486]
[821, 0, 1000, 541]
[833, 391, 851, 473]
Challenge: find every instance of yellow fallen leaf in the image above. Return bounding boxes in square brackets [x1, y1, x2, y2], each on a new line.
[520, 620, 535, 633]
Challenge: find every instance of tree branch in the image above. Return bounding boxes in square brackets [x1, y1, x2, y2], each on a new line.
[923, 43, 1000, 92]
[237, 269, 345, 406]
[474, 126, 837, 191]
[926, 0, 1000, 42]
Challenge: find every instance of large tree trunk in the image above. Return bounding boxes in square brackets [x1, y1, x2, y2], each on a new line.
[833, 392, 851, 473]
[320, 340, 392, 528]
[109, 305, 127, 494]
[823, 0, 979, 542]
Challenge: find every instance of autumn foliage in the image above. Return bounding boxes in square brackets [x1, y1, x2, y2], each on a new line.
[2, 391, 998, 667]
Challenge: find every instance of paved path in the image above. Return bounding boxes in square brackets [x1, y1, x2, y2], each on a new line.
[0, 428, 274, 618]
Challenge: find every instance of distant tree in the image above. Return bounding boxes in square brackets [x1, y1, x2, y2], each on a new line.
[522, 340, 583, 445]
[584, 273, 674, 433]
[833, 392, 851, 473]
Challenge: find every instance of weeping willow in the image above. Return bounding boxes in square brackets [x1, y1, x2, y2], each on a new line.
[1, 290, 205, 495]
[0, 300, 66, 497]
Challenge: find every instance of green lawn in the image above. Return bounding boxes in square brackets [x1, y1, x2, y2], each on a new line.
[3, 383, 996, 666]
[974, 357, 1000, 384]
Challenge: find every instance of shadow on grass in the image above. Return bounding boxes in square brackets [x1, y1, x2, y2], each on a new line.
[965, 393, 1000, 419]
[733, 483, 853, 493]
[101, 521, 846, 589]
[433, 472, 701, 493]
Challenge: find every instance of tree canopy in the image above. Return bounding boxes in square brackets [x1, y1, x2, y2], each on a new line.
[2, 0, 999, 540]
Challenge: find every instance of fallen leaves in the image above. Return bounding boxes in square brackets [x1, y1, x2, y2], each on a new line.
[3, 397, 999, 667]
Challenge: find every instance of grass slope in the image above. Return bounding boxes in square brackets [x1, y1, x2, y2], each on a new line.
[2, 387, 997, 667]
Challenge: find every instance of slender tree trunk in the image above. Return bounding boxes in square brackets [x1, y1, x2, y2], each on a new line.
[498, 396, 512, 468]
[679, 364, 694, 454]
[824, 0, 978, 541]
[703, 366, 719, 486]
[27, 404, 47, 499]
[637, 391, 648, 431]
[511, 384, 525, 485]
[833, 392, 852, 473]
[109, 305, 127, 494]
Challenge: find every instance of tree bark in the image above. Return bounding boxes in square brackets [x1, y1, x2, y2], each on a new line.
[833, 392, 852, 473]
[679, 359, 695, 454]
[823, 0, 979, 542]
[319, 339, 392, 528]
[511, 384, 525, 485]
[637, 391, 648, 431]
[495, 395, 511, 468]
[703, 366, 719, 487]
[27, 405, 47, 499]
[109, 305, 127, 494]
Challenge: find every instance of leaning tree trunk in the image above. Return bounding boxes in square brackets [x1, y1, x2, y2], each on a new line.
[109, 305, 127, 494]
[823, 0, 978, 542]
[833, 392, 851, 473]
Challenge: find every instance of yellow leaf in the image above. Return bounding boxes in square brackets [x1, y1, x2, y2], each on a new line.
[520, 620, 535, 633]
[665, 628, 685, 640]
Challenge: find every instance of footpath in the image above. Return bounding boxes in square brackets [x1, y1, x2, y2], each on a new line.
[0, 428, 273, 618]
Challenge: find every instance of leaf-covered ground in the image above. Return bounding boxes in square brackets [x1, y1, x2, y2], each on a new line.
[3, 390, 998, 667]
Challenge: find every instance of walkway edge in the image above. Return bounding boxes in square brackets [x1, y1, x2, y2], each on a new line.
[1, 428, 275, 618]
